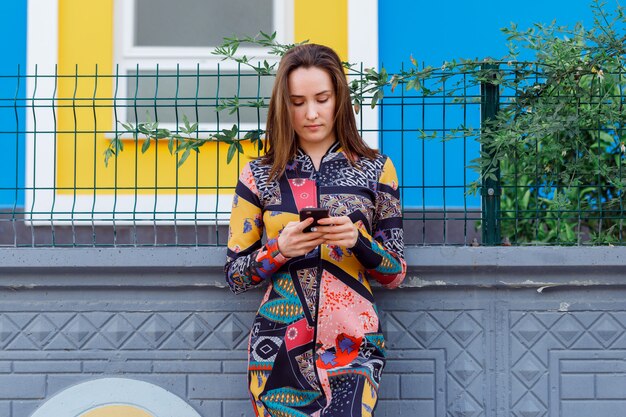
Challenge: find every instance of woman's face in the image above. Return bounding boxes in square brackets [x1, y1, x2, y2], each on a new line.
[287, 66, 336, 152]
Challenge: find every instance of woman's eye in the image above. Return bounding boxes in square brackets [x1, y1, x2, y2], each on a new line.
[292, 102, 304, 107]
[318, 98, 328, 103]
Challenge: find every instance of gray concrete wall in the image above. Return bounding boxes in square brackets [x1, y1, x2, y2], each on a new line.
[1, 247, 626, 417]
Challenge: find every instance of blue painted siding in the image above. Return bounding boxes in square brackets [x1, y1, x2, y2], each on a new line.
[0, 1, 27, 209]
[379, 0, 597, 67]
[379, 0, 598, 209]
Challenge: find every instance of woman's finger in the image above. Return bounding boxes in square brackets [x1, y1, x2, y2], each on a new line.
[278, 221, 328, 257]
[298, 231, 326, 242]
[317, 216, 349, 226]
[313, 223, 353, 233]
[294, 217, 315, 233]
[302, 237, 327, 250]
[323, 234, 356, 243]
[285, 237, 326, 257]
[321, 221, 358, 247]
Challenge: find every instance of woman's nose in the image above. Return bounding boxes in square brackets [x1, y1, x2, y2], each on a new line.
[305, 104, 318, 120]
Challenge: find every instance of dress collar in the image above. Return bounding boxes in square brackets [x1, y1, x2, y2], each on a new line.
[296, 140, 342, 158]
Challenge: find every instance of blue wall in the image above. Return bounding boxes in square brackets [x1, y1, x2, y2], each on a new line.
[0, 1, 27, 209]
[379, 0, 601, 209]
[379, 0, 599, 68]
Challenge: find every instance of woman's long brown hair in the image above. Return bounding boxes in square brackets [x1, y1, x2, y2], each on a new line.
[263, 44, 378, 180]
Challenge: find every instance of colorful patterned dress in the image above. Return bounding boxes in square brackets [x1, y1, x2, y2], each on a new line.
[225, 142, 406, 417]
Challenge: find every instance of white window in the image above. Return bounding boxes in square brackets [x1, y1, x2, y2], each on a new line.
[113, 0, 294, 133]
[25, 0, 378, 226]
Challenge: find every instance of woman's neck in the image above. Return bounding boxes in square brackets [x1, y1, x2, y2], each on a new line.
[299, 140, 336, 170]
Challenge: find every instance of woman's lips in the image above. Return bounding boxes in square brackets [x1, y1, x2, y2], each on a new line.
[305, 124, 322, 130]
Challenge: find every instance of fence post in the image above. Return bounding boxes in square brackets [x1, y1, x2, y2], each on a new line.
[480, 63, 501, 245]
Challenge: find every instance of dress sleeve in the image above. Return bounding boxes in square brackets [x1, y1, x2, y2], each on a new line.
[350, 156, 407, 289]
[224, 162, 290, 294]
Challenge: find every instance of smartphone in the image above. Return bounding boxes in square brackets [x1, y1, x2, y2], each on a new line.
[299, 207, 329, 233]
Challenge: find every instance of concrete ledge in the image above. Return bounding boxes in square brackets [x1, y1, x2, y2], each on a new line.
[404, 246, 626, 289]
[0, 246, 624, 289]
[0, 247, 227, 269]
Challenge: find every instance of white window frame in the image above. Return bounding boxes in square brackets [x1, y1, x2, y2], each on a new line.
[348, 0, 379, 149]
[112, 0, 293, 137]
[25, 0, 378, 226]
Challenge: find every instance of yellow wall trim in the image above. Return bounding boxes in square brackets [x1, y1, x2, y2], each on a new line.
[56, 1, 349, 196]
[294, 0, 348, 62]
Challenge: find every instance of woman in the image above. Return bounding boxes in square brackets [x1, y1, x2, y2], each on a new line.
[225, 44, 406, 417]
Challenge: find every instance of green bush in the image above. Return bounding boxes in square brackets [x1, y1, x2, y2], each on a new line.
[484, 1, 626, 244]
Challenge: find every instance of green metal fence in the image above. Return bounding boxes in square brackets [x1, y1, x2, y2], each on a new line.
[0, 62, 623, 247]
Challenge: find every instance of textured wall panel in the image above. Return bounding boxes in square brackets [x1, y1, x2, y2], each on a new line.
[5, 289, 626, 416]
[2, 247, 626, 416]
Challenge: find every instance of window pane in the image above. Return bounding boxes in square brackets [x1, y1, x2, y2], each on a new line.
[124, 70, 273, 127]
[134, 0, 274, 47]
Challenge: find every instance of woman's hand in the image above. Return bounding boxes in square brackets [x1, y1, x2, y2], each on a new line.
[314, 216, 358, 248]
[277, 217, 327, 258]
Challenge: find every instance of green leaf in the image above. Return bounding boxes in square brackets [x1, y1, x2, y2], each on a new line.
[215, 134, 232, 144]
[178, 149, 191, 167]
[390, 75, 399, 93]
[137, 124, 151, 136]
[121, 122, 135, 132]
[370, 94, 378, 109]
[244, 129, 261, 141]
[379, 68, 388, 83]
[371, 90, 384, 109]
[154, 128, 171, 139]
[220, 124, 239, 139]
[141, 137, 151, 153]
[104, 149, 112, 167]
[227, 142, 237, 164]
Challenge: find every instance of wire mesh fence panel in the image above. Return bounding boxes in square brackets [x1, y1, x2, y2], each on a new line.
[1, 65, 261, 247]
[378, 63, 482, 246]
[493, 63, 626, 246]
[0, 62, 623, 247]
